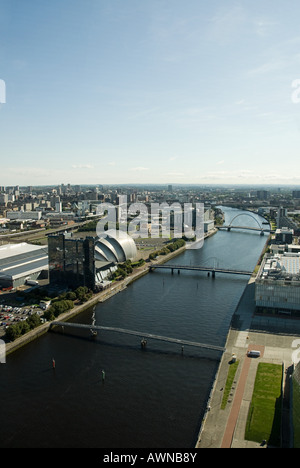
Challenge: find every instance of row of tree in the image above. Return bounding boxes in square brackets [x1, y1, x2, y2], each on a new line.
[6, 286, 94, 341]
[148, 238, 185, 260]
[111, 258, 146, 280]
[5, 313, 43, 342]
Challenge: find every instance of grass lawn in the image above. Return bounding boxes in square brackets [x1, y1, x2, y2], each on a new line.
[221, 360, 239, 410]
[292, 375, 300, 448]
[245, 363, 282, 446]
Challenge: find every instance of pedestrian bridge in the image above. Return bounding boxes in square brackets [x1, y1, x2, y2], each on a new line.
[150, 264, 253, 277]
[50, 321, 225, 352]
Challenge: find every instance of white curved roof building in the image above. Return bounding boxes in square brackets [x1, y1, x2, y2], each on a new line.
[95, 229, 137, 263]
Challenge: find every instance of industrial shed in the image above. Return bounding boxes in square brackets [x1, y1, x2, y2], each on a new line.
[0, 242, 48, 289]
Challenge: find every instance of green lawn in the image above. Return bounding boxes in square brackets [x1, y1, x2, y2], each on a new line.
[292, 375, 300, 448]
[221, 360, 239, 410]
[245, 363, 282, 446]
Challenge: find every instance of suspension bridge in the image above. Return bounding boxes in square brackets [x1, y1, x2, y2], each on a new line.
[50, 321, 225, 352]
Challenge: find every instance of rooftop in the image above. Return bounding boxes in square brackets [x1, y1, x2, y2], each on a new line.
[0, 242, 48, 261]
[258, 252, 300, 281]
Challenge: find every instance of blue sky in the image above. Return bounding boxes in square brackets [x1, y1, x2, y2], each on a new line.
[1, 0, 300, 186]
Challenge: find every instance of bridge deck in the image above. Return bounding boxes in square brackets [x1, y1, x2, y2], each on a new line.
[217, 225, 271, 232]
[51, 322, 225, 352]
[151, 264, 252, 276]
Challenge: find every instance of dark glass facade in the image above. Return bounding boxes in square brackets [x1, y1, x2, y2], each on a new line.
[48, 235, 96, 290]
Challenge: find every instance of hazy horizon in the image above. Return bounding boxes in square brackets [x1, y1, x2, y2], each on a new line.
[1, 1, 300, 186]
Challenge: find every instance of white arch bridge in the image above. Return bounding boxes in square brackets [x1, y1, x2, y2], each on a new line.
[217, 212, 272, 235]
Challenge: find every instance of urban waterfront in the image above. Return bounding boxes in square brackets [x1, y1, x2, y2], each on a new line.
[0, 208, 269, 448]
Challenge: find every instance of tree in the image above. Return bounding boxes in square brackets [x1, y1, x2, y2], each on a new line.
[27, 313, 42, 329]
[66, 291, 77, 301]
[75, 286, 89, 301]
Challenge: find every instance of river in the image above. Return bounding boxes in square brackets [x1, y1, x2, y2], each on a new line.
[0, 207, 268, 448]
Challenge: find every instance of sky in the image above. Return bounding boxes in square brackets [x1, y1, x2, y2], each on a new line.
[1, 0, 300, 187]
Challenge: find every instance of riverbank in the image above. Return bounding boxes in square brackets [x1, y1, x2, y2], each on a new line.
[5, 228, 218, 357]
[195, 276, 300, 448]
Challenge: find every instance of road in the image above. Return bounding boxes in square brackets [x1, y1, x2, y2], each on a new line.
[196, 279, 300, 449]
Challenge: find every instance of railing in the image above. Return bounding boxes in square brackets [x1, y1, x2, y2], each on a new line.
[50, 321, 225, 352]
[151, 264, 253, 276]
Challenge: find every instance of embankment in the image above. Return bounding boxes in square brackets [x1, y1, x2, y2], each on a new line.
[5, 237, 199, 356]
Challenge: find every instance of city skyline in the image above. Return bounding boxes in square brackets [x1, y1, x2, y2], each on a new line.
[1, 1, 300, 186]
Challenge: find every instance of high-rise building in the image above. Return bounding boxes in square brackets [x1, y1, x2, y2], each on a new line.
[48, 231, 137, 291]
[48, 235, 96, 290]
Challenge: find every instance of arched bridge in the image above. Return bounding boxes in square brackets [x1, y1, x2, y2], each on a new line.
[217, 212, 271, 235]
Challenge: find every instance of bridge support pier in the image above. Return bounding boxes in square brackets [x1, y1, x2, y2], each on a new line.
[212, 271, 215, 278]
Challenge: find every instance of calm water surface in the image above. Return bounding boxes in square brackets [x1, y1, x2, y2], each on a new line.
[0, 208, 268, 448]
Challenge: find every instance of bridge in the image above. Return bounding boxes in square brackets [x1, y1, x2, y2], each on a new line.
[216, 212, 272, 235]
[50, 321, 225, 352]
[150, 264, 253, 277]
[217, 225, 271, 235]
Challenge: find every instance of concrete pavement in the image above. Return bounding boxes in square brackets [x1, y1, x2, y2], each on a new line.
[196, 278, 300, 449]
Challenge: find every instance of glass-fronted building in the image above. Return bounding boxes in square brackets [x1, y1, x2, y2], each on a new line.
[48, 234, 96, 290]
[48, 231, 137, 291]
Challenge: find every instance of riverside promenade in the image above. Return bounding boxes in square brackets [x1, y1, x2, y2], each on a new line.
[4, 244, 188, 356]
[4, 229, 219, 357]
[196, 278, 300, 449]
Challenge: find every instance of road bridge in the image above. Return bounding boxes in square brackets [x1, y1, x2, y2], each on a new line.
[50, 321, 225, 352]
[216, 211, 272, 235]
[217, 225, 271, 234]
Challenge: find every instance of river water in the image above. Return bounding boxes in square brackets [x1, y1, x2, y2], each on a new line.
[0, 207, 268, 448]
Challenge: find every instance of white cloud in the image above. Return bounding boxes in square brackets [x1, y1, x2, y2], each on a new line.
[207, 4, 247, 43]
[71, 164, 94, 169]
[253, 19, 278, 37]
[130, 167, 149, 171]
[247, 59, 286, 76]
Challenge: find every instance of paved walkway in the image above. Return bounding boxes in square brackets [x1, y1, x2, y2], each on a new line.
[196, 279, 300, 449]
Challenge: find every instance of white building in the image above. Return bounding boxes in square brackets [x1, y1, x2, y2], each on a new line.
[255, 252, 300, 316]
[6, 211, 42, 221]
[0, 243, 48, 288]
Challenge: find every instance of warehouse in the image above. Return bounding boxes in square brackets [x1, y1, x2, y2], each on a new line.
[0, 242, 48, 289]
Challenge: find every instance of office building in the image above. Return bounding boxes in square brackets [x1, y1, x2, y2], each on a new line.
[275, 227, 294, 244]
[255, 252, 300, 316]
[48, 230, 137, 291]
[6, 211, 42, 221]
[48, 235, 96, 290]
